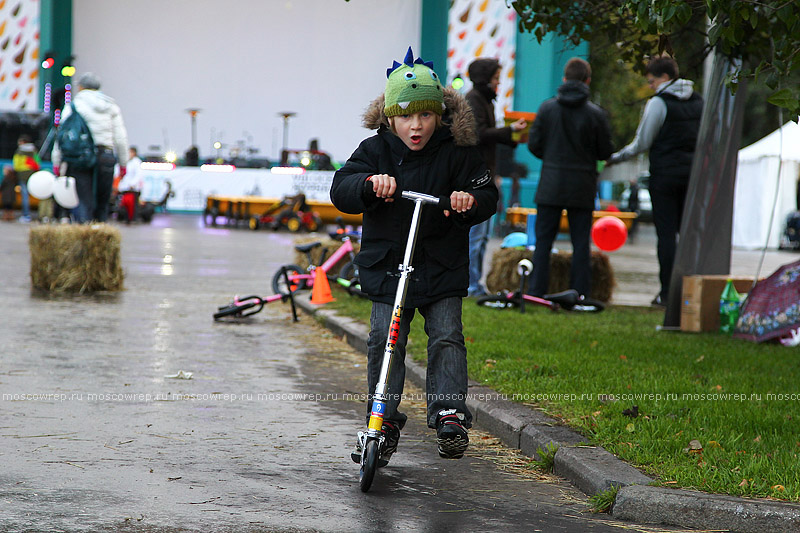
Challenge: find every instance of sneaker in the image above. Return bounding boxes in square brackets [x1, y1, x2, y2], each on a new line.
[18, 215, 31, 223]
[651, 294, 665, 308]
[436, 409, 469, 459]
[378, 420, 400, 467]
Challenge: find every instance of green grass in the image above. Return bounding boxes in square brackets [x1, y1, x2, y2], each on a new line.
[324, 287, 800, 501]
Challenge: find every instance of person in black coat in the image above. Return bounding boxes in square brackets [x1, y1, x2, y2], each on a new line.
[526, 57, 614, 298]
[331, 48, 497, 464]
[464, 58, 527, 295]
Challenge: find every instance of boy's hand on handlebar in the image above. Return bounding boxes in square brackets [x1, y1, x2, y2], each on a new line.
[444, 191, 475, 216]
[367, 174, 396, 202]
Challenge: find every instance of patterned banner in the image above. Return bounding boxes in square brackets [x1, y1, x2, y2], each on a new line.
[447, 0, 517, 123]
[0, 0, 40, 111]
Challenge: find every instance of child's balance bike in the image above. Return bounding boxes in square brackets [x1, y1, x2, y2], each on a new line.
[355, 190, 451, 493]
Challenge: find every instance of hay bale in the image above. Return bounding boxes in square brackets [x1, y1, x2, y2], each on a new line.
[30, 224, 124, 293]
[292, 237, 360, 278]
[486, 248, 615, 302]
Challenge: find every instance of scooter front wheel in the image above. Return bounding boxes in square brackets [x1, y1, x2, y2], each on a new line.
[359, 438, 379, 492]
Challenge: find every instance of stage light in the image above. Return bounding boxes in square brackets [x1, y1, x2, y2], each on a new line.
[61, 65, 76, 77]
[165, 151, 177, 163]
[41, 56, 55, 69]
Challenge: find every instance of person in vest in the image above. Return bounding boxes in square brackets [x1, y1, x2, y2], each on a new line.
[607, 56, 703, 307]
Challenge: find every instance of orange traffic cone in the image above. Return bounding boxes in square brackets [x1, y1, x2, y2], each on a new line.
[310, 267, 335, 304]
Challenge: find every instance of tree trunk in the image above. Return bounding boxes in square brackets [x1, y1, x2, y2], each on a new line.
[663, 51, 748, 328]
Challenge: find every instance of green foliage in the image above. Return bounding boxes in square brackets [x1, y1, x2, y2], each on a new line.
[589, 484, 619, 513]
[511, 0, 800, 118]
[531, 442, 559, 472]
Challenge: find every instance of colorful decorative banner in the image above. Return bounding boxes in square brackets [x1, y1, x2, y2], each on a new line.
[447, 0, 517, 123]
[0, 0, 40, 111]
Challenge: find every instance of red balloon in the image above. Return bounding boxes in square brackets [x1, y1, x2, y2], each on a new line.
[592, 216, 628, 251]
[605, 204, 621, 212]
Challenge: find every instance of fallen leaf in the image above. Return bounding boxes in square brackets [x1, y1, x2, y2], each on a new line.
[619, 354, 627, 360]
[622, 405, 639, 418]
[695, 355, 705, 363]
[714, 384, 723, 391]
[739, 479, 749, 487]
[625, 423, 635, 433]
[772, 485, 785, 492]
[754, 435, 762, 443]
[707, 440, 722, 448]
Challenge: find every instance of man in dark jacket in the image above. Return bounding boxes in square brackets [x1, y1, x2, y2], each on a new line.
[464, 58, 527, 296]
[608, 56, 703, 306]
[527, 57, 614, 298]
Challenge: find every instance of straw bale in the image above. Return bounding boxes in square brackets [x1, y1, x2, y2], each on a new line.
[293, 237, 360, 278]
[486, 248, 615, 302]
[29, 224, 124, 293]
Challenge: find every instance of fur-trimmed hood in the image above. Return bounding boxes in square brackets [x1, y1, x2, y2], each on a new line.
[361, 87, 478, 147]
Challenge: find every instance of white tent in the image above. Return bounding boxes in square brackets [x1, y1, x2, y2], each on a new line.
[733, 120, 800, 248]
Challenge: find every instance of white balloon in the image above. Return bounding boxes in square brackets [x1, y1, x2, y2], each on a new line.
[53, 176, 79, 209]
[27, 170, 56, 199]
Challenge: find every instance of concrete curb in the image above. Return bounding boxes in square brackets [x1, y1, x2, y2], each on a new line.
[297, 298, 800, 533]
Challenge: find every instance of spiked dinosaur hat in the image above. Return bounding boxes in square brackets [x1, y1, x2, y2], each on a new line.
[384, 47, 445, 117]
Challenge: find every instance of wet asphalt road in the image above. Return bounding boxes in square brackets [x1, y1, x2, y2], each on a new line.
[0, 214, 691, 532]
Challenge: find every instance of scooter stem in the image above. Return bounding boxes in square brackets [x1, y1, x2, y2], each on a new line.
[367, 191, 440, 435]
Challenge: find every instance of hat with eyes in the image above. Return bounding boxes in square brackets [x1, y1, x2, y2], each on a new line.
[384, 47, 445, 118]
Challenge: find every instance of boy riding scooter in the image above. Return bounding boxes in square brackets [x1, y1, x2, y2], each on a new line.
[331, 48, 497, 471]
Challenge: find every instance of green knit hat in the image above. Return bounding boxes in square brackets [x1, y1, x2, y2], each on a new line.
[384, 47, 445, 117]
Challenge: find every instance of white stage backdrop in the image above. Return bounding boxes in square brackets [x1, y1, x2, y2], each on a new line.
[71, 1, 421, 164]
[139, 168, 335, 212]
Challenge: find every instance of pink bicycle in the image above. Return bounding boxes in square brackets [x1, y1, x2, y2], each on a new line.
[476, 259, 605, 313]
[272, 228, 360, 295]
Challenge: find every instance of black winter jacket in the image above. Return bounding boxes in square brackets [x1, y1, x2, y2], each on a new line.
[465, 58, 515, 176]
[331, 88, 497, 307]
[529, 80, 614, 209]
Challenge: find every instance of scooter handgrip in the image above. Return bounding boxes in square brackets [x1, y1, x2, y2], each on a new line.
[438, 196, 452, 211]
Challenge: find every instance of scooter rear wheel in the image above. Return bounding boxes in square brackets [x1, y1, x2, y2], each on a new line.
[359, 439, 379, 492]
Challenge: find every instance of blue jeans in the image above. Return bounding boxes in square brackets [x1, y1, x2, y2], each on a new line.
[468, 218, 491, 295]
[19, 182, 30, 217]
[365, 297, 472, 430]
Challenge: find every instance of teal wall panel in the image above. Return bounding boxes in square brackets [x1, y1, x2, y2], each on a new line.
[39, 0, 72, 111]
[420, 0, 449, 81]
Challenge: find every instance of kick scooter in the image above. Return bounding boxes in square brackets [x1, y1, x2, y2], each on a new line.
[355, 190, 450, 493]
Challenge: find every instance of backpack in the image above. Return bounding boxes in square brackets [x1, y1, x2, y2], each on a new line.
[56, 102, 96, 168]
